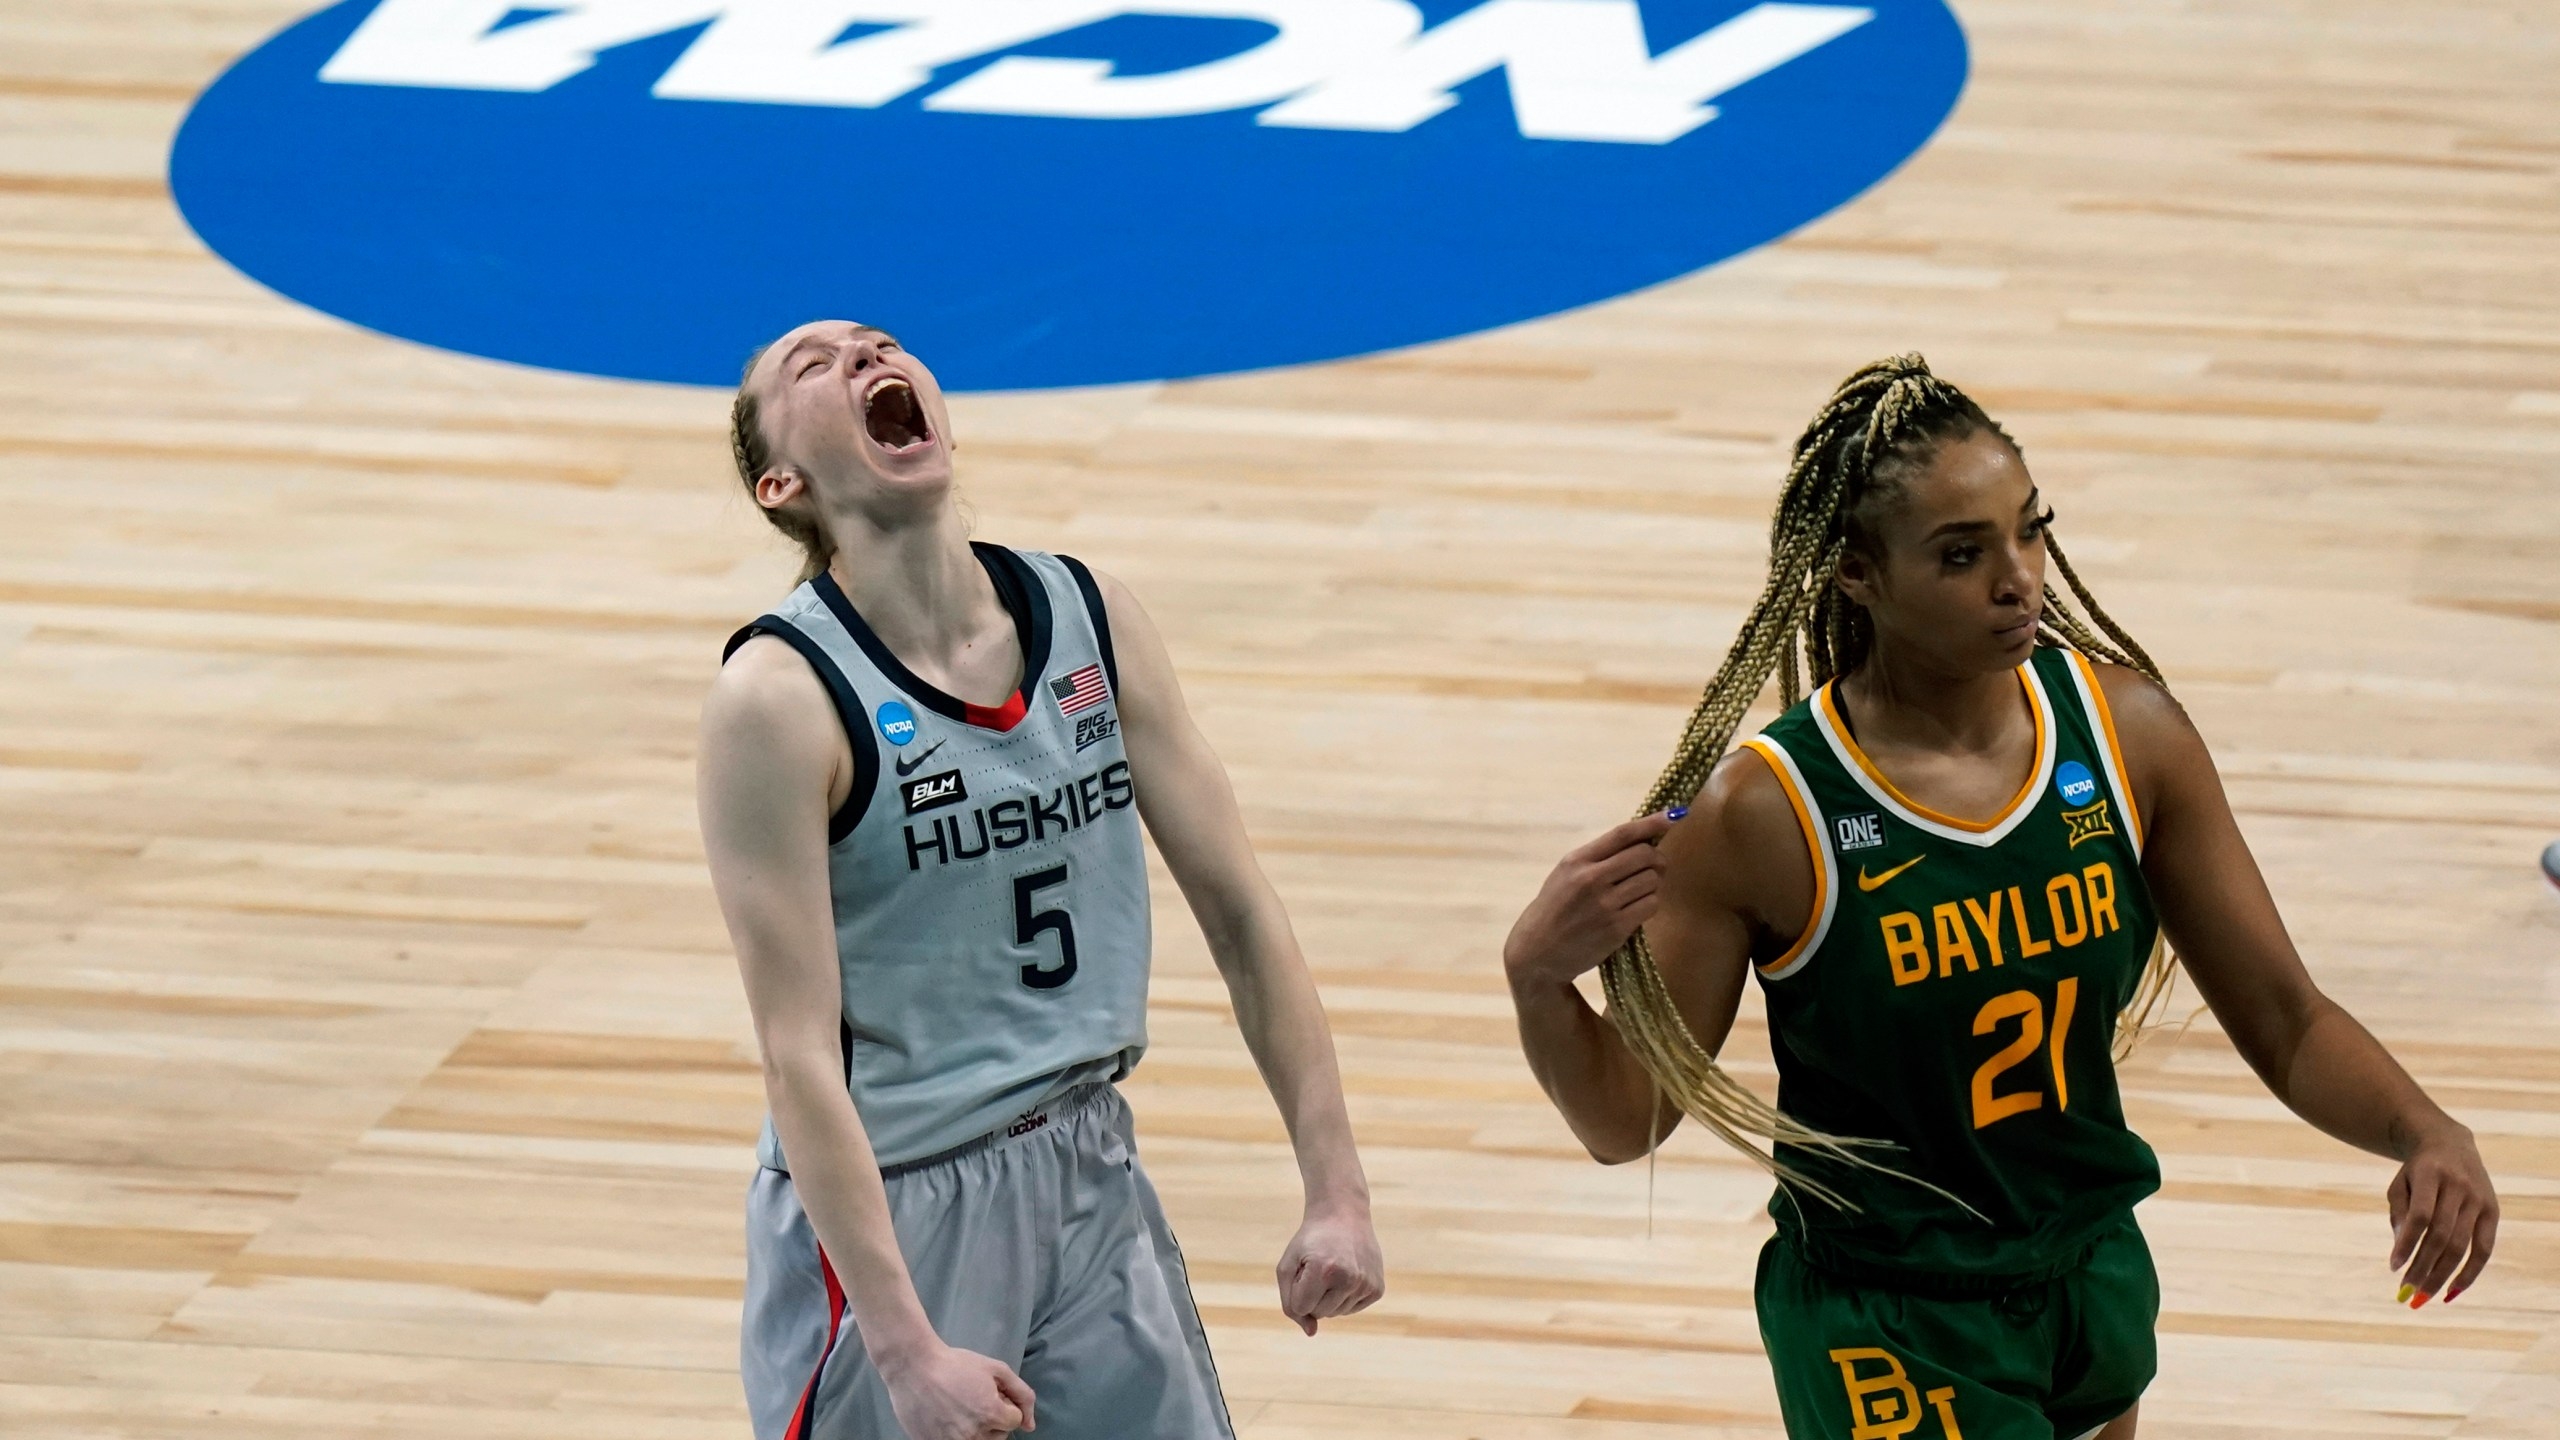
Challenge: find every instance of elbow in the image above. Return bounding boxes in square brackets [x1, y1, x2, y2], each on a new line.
[758, 1041, 844, 1116]
[1585, 1134, 1654, 1167]
[1574, 1114, 1659, 1167]
[1194, 897, 1274, 976]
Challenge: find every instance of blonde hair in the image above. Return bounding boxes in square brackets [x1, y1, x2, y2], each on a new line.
[1600, 354, 2179, 1208]
[729, 345, 833, 585]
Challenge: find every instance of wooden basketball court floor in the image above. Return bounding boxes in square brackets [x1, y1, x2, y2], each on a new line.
[4, 2, 2557, 1436]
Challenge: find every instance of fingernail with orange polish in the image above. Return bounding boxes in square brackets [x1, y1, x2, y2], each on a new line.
[2411, 1292, 2431, 1310]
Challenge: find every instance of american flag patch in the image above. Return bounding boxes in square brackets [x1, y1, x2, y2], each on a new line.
[1049, 663, 1110, 717]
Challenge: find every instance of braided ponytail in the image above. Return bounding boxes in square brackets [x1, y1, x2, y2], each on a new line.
[730, 347, 834, 585]
[1600, 355, 2180, 1207]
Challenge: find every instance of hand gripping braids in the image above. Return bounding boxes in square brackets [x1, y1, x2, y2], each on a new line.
[1598, 355, 2181, 1209]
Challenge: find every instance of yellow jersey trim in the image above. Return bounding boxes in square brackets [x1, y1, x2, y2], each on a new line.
[1811, 663, 2053, 844]
[1741, 736, 1835, 980]
[2064, 650, 2144, 854]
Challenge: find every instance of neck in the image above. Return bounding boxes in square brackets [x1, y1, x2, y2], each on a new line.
[1839, 638, 2025, 755]
[819, 496, 1006, 668]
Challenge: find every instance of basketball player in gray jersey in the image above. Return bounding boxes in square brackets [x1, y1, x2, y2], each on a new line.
[699, 320, 1384, 1440]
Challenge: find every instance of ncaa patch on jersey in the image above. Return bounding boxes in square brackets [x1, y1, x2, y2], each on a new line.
[876, 700, 918, 746]
[900, 769, 969, 815]
[168, 1, 1969, 390]
[1833, 812, 1886, 852]
[2055, 759, 2098, 808]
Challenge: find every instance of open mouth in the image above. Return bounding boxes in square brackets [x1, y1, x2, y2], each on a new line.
[863, 376, 934, 454]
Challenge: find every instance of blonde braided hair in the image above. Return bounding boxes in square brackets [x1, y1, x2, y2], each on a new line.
[1600, 354, 2180, 1209]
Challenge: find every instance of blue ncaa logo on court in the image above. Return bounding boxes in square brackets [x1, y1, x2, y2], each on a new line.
[2055, 760, 2097, 808]
[170, 1, 1969, 391]
[876, 701, 918, 746]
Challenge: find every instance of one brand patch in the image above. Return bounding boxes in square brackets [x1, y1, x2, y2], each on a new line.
[2054, 759, 2098, 808]
[170, 1, 1968, 391]
[1074, 709, 1119, 752]
[900, 768, 968, 815]
[2062, 799, 2114, 849]
[1050, 663, 1110, 718]
[1833, 812, 1887, 852]
[1005, 1109, 1050, 1139]
[875, 700, 918, 747]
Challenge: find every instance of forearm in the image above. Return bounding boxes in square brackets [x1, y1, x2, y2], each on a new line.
[2266, 998, 2464, 1161]
[1204, 899, 1369, 1213]
[1506, 971, 1665, 1164]
[765, 1060, 938, 1366]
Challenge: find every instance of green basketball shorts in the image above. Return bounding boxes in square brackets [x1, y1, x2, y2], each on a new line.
[1755, 1218, 2158, 1440]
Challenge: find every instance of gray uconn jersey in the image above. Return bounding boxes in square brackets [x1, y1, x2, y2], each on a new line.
[725, 545, 1150, 1169]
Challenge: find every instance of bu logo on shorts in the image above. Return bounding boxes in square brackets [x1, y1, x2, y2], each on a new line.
[1827, 1348, 1962, 1440]
[172, 0, 1968, 390]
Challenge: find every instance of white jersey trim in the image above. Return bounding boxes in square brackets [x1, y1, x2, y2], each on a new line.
[2061, 650, 2145, 859]
[1741, 735, 1836, 982]
[1809, 661, 2057, 849]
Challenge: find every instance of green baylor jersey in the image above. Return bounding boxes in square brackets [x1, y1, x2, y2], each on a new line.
[1742, 646, 2160, 1282]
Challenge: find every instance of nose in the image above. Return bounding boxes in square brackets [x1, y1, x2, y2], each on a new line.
[1990, 542, 2034, 607]
[845, 337, 882, 371]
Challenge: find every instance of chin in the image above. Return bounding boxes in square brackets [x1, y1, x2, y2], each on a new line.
[868, 453, 957, 505]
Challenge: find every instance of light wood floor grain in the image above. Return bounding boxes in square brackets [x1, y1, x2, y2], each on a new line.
[4, 2, 2557, 1436]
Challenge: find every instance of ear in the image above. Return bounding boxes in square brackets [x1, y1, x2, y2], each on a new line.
[1835, 547, 1885, 610]
[753, 467, 805, 513]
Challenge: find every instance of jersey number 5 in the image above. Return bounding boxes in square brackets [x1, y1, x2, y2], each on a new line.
[1014, 866, 1079, 990]
[1971, 978, 2079, 1129]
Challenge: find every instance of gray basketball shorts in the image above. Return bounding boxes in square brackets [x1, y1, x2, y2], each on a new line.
[742, 1083, 1234, 1440]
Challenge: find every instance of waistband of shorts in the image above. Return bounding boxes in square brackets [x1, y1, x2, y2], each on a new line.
[875, 1081, 1118, 1179]
[1779, 1221, 2117, 1298]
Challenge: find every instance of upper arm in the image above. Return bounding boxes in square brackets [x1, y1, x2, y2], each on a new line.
[1088, 569, 1270, 927]
[2091, 661, 2325, 1055]
[697, 638, 854, 1070]
[1643, 746, 1820, 1057]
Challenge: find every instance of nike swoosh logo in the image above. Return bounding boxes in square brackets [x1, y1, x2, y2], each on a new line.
[1857, 855, 1925, 892]
[893, 739, 946, 777]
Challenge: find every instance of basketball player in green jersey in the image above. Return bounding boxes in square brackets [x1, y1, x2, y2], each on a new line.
[1501, 357, 2498, 1439]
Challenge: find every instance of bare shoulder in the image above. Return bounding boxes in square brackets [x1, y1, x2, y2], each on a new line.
[2085, 657, 2206, 758]
[1692, 744, 1798, 845]
[1083, 564, 1151, 633]
[1665, 743, 1814, 912]
[1079, 564, 1178, 695]
[701, 634, 837, 754]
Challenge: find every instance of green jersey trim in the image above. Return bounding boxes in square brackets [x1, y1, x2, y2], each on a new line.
[1808, 661, 2058, 848]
